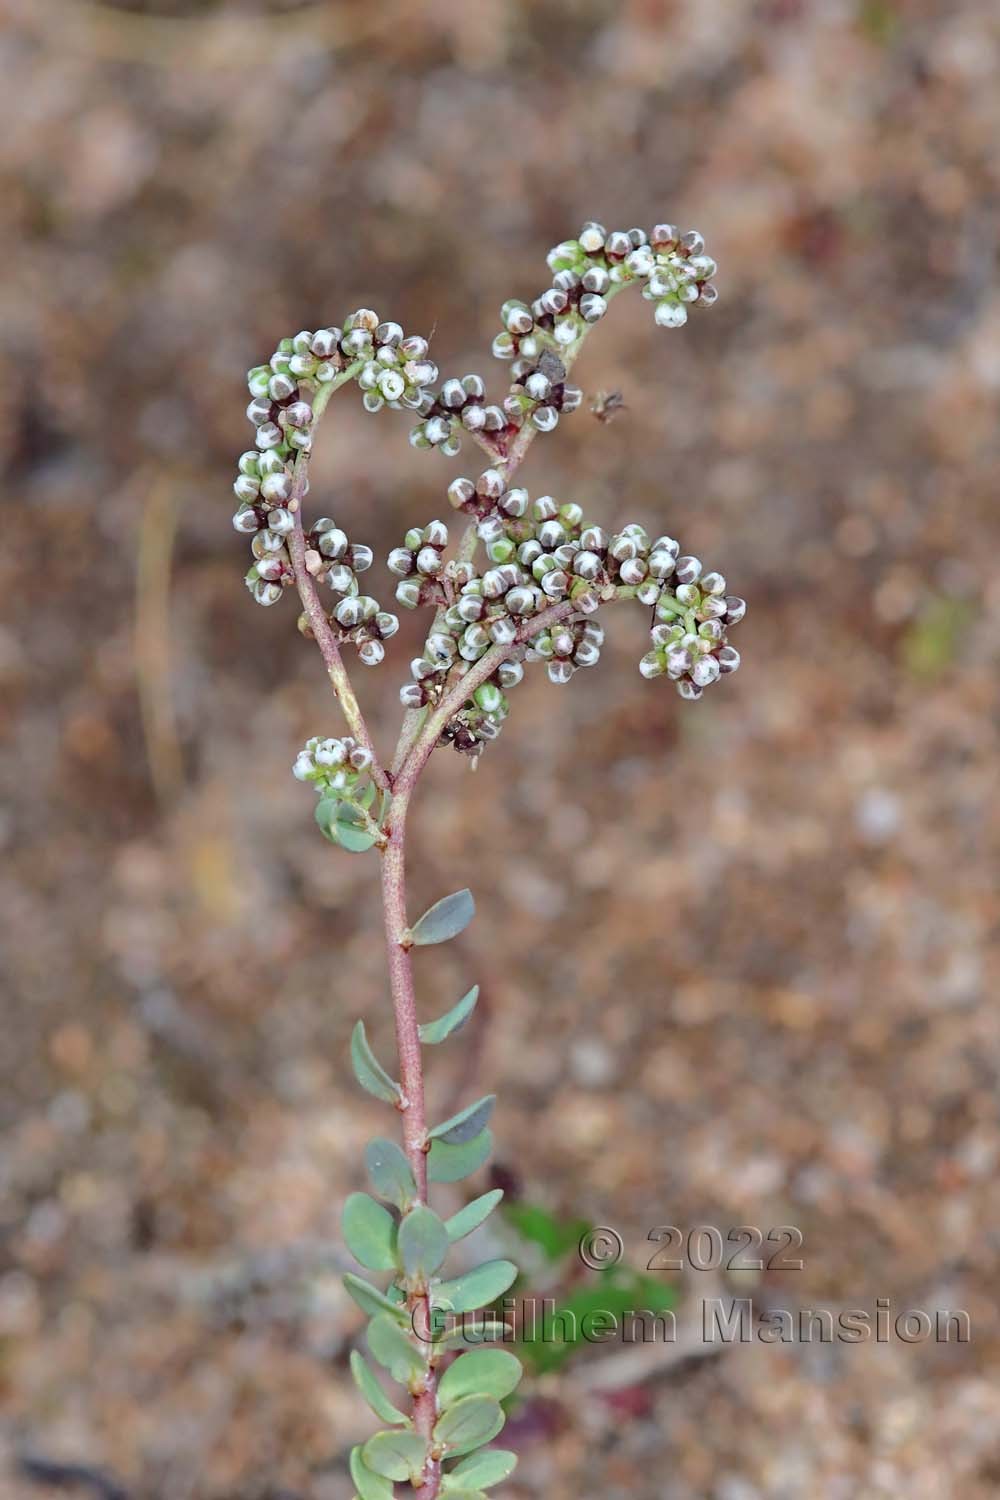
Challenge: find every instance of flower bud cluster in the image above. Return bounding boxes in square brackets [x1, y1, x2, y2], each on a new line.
[544, 221, 717, 334]
[527, 616, 606, 685]
[407, 372, 507, 457]
[639, 558, 745, 699]
[292, 735, 374, 791]
[387, 519, 450, 610]
[233, 315, 439, 604]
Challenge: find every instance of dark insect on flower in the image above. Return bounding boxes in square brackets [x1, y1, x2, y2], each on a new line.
[590, 389, 628, 423]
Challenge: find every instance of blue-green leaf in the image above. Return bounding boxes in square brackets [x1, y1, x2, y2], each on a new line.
[433, 1394, 505, 1456]
[362, 1428, 428, 1483]
[427, 1130, 493, 1184]
[429, 1095, 495, 1146]
[438, 1348, 523, 1407]
[316, 797, 379, 853]
[419, 986, 479, 1045]
[443, 1449, 517, 1490]
[397, 1203, 449, 1280]
[349, 1445, 394, 1500]
[367, 1312, 425, 1384]
[343, 1272, 409, 1325]
[410, 889, 475, 946]
[445, 1190, 504, 1243]
[351, 1021, 402, 1104]
[366, 1138, 417, 1210]
[434, 1260, 518, 1315]
[342, 1193, 398, 1271]
[349, 1351, 411, 1427]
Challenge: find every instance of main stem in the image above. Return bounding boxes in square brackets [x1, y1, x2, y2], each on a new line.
[379, 783, 441, 1499]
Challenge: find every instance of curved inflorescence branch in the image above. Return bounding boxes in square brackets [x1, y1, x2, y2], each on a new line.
[229, 218, 741, 1500]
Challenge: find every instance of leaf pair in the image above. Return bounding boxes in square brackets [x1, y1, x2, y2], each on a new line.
[315, 796, 379, 852]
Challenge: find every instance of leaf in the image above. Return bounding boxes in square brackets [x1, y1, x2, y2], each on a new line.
[349, 1445, 394, 1500]
[367, 1313, 425, 1384]
[349, 1351, 411, 1427]
[366, 1138, 417, 1210]
[342, 1193, 398, 1271]
[444, 1449, 517, 1490]
[427, 1130, 493, 1184]
[445, 1190, 504, 1244]
[437, 1490, 487, 1500]
[438, 1349, 523, 1407]
[410, 889, 475, 946]
[419, 985, 480, 1045]
[517, 1267, 678, 1375]
[435, 1317, 512, 1351]
[429, 1095, 496, 1146]
[503, 1200, 590, 1262]
[362, 1429, 428, 1484]
[434, 1260, 518, 1316]
[397, 1204, 449, 1281]
[351, 1021, 402, 1105]
[342, 1272, 409, 1325]
[316, 797, 379, 853]
[433, 1395, 505, 1457]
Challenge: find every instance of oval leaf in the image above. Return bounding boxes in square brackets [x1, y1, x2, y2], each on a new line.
[349, 1445, 394, 1500]
[436, 1316, 512, 1350]
[367, 1312, 426, 1384]
[366, 1138, 417, 1210]
[429, 1095, 495, 1146]
[419, 986, 479, 1045]
[427, 1130, 493, 1184]
[433, 1395, 505, 1457]
[434, 1260, 518, 1316]
[445, 1190, 504, 1244]
[342, 1193, 398, 1271]
[362, 1429, 428, 1484]
[444, 1449, 517, 1490]
[351, 1021, 402, 1105]
[438, 1349, 523, 1408]
[343, 1272, 409, 1325]
[410, 889, 475, 946]
[398, 1204, 449, 1281]
[349, 1351, 411, 1427]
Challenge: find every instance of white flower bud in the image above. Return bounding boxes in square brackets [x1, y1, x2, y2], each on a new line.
[639, 650, 665, 679]
[498, 660, 524, 688]
[416, 545, 443, 576]
[532, 405, 559, 432]
[489, 617, 517, 645]
[548, 659, 575, 685]
[232, 506, 261, 534]
[400, 683, 425, 708]
[388, 547, 414, 577]
[253, 580, 282, 607]
[619, 557, 648, 586]
[718, 646, 741, 674]
[655, 300, 688, 328]
[553, 319, 578, 347]
[691, 655, 720, 688]
[724, 596, 746, 624]
[677, 679, 703, 700]
[260, 471, 291, 505]
[293, 751, 316, 780]
[666, 646, 693, 678]
[358, 639, 384, 667]
[578, 222, 607, 253]
[255, 422, 283, 449]
[377, 369, 405, 402]
[327, 563, 355, 593]
[579, 293, 607, 323]
[247, 397, 273, 427]
[233, 475, 260, 503]
[317, 527, 349, 559]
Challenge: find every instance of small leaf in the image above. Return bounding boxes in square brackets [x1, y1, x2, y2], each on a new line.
[434, 1260, 518, 1316]
[427, 1130, 493, 1184]
[362, 1429, 428, 1483]
[349, 1351, 411, 1427]
[435, 1317, 512, 1350]
[342, 1193, 398, 1271]
[410, 889, 475, 946]
[445, 1190, 504, 1244]
[343, 1272, 409, 1325]
[438, 1349, 523, 1407]
[366, 1138, 417, 1210]
[429, 1095, 495, 1146]
[444, 1449, 517, 1490]
[316, 798, 379, 853]
[397, 1204, 449, 1280]
[419, 985, 479, 1045]
[367, 1313, 425, 1384]
[433, 1395, 505, 1456]
[349, 1445, 394, 1500]
[336, 817, 379, 853]
[351, 1021, 402, 1105]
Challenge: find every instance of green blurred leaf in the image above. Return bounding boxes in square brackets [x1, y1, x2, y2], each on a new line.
[518, 1268, 678, 1374]
[342, 1193, 398, 1272]
[349, 1351, 411, 1427]
[503, 1201, 590, 1262]
[343, 1272, 409, 1325]
[398, 1203, 449, 1280]
[419, 985, 479, 1045]
[445, 1190, 504, 1244]
[902, 596, 972, 680]
[366, 1138, 417, 1210]
[427, 1130, 492, 1184]
[438, 1348, 522, 1407]
[349, 1445, 394, 1500]
[350, 1021, 402, 1105]
[367, 1312, 425, 1384]
[410, 889, 475, 946]
[435, 1260, 518, 1315]
[362, 1428, 428, 1483]
[444, 1448, 517, 1490]
[429, 1094, 496, 1146]
[433, 1394, 505, 1456]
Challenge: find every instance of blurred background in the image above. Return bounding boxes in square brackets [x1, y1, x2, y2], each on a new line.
[2, 1, 999, 1496]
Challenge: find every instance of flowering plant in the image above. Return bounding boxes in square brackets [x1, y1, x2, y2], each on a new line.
[231, 221, 742, 1499]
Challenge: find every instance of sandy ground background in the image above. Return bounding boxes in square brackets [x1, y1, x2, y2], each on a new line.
[2, 1, 999, 1496]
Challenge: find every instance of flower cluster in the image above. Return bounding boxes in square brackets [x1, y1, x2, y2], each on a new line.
[543, 220, 718, 332]
[640, 559, 745, 699]
[293, 735, 374, 791]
